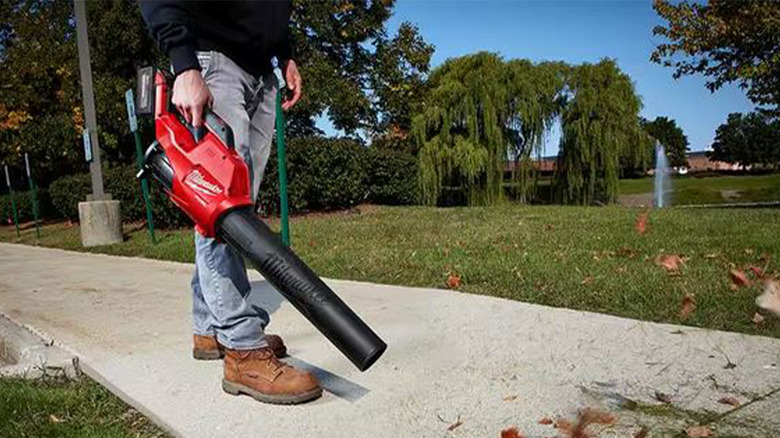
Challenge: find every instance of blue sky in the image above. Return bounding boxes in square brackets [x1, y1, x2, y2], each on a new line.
[319, 0, 755, 154]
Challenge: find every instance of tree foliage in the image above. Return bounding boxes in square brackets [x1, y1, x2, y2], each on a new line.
[641, 116, 689, 168]
[556, 59, 650, 205]
[412, 53, 566, 206]
[651, 0, 780, 112]
[710, 112, 780, 169]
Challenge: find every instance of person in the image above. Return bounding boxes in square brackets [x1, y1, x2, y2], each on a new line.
[139, 1, 321, 405]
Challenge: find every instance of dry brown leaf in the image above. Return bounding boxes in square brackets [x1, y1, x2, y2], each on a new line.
[753, 312, 765, 325]
[717, 396, 740, 407]
[635, 210, 649, 235]
[502, 395, 517, 401]
[539, 417, 554, 425]
[654, 391, 672, 403]
[634, 426, 650, 438]
[656, 254, 684, 272]
[49, 414, 63, 424]
[618, 246, 638, 259]
[686, 426, 712, 437]
[756, 279, 780, 317]
[582, 276, 594, 285]
[680, 293, 696, 320]
[729, 269, 751, 288]
[501, 427, 524, 438]
[745, 248, 755, 255]
[445, 272, 462, 289]
[447, 417, 463, 432]
[556, 408, 616, 438]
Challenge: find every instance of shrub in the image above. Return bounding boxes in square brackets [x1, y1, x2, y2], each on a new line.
[0, 189, 52, 223]
[365, 148, 419, 205]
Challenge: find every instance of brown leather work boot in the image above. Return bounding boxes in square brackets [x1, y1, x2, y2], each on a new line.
[192, 334, 287, 360]
[222, 347, 322, 404]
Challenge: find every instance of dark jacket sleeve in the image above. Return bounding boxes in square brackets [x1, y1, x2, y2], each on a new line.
[277, 28, 294, 62]
[138, 1, 200, 76]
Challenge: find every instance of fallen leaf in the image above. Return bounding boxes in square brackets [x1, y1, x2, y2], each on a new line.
[447, 417, 463, 432]
[501, 427, 524, 438]
[545, 224, 555, 231]
[717, 396, 740, 407]
[680, 293, 696, 320]
[745, 248, 755, 255]
[654, 391, 672, 403]
[581, 276, 594, 285]
[656, 254, 684, 272]
[703, 252, 720, 259]
[442, 247, 450, 256]
[555, 407, 616, 438]
[686, 426, 712, 437]
[634, 426, 650, 438]
[748, 265, 764, 278]
[753, 312, 765, 325]
[539, 417, 554, 425]
[729, 269, 751, 288]
[617, 246, 638, 259]
[502, 395, 518, 401]
[445, 272, 462, 289]
[635, 210, 649, 235]
[49, 414, 64, 423]
[756, 279, 780, 317]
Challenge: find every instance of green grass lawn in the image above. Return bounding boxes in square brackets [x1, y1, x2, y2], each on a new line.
[0, 375, 169, 438]
[618, 174, 780, 205]
[3, 204, 779, 337]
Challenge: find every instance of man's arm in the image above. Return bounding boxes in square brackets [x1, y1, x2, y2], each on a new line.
[278, 27, 302, 111]
[138, 1, 211, 127]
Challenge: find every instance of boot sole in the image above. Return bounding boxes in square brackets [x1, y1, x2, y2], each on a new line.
[193, 347, 287, 361]
[222, 379, 322, 405]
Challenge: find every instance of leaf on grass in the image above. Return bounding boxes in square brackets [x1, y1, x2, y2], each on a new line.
[502, 395, 517, 401]
[545, 224, 556, 231]
[555, 407, 616, 438]
[756, 279, 780, 317]
[634, 426, 650, 438]
[753, 312, 765, 325]
[680, 293, 696, 320]
[655, 254, 684, 272]
[501, 427, 524, 438]
[539, 417, 554, 425]
[729, 269, 751, 288]
[747, 265, 764, 278]
[582, 276, 594, 285]
[717, 396, 740, 407]
[654, 391, 672, 403]
[49, 414, 64, 423]
[635, 210, 649, 235]
[447, 417, 463, 432]
[686, 426, 712, 437]
[445, 272, 462, 289]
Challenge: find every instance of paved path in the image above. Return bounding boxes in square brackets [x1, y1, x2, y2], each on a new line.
[1, 243, 779, 437]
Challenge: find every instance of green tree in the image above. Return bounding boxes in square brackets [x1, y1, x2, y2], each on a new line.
[556, 59, 650, 205]
[710, 112, 780, 169]
[641, 116, 690, 168]
[412, 53, 565, 206]
[651, 0, 780, 112]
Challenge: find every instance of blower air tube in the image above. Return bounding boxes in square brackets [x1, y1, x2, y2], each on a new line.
[143, 145, 387, 371]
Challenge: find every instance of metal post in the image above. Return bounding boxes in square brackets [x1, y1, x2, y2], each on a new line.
[24, 154, 41, 238]
[126, 89, 156, 244]
[274, 66, 290, 246]
[4, 165, 20, 238]
[74, 0, 105, 199]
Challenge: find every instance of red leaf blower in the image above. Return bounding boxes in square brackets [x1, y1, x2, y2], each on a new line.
[135, 67, 386, 371]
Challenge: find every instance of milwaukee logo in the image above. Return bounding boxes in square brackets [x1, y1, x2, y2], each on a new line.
[184, 169, 223, 196]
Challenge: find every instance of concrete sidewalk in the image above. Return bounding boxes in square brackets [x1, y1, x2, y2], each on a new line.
[0, 242, 779, 437]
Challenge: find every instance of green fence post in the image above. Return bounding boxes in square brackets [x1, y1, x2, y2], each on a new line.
[274, 66, 290, 247]
[4, 165, 20, 238]
[24, 154, 41, 238]
[126, 89, 156, 244]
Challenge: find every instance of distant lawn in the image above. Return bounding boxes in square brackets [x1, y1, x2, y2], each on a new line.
[0, 375, 169, 438]
[618, 174, 780, 205]
[3, 204, 779, 337]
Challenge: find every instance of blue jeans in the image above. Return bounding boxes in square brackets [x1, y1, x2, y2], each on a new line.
[190, 51, 277, 350]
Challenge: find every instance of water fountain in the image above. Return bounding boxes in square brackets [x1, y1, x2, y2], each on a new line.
[653, 142, 670, 208]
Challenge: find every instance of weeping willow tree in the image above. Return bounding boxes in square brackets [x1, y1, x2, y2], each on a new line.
[412, 53, 565, 206]
[555, 59, 651, 204]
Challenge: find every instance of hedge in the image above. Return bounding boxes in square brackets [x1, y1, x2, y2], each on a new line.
[48, 137, 420, 227]
[0, 190, 53, 223]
